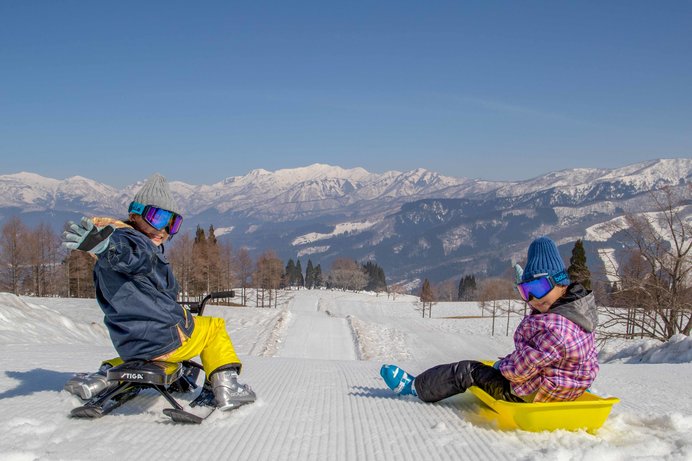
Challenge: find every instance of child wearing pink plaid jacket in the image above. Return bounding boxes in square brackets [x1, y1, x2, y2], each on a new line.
[494, 280, 599, 402]
[381, 236, 599, 403]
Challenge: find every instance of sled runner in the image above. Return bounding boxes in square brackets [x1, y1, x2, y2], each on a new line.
[469, 361, 619, 433]
[70, 291, 237, 424]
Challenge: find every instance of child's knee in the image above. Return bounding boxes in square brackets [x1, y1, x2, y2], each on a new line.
[209, 316, 227, 331]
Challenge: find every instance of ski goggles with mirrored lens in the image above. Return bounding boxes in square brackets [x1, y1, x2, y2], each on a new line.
[516, 270, 568, 301]
[128, 201, 183, 235]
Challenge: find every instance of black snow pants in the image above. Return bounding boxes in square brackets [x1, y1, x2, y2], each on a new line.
[413, 360, 524, 403]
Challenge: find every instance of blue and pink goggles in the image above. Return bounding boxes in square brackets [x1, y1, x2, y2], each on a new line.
[128, 201, 183, 235]
[516, 270, 569, 301]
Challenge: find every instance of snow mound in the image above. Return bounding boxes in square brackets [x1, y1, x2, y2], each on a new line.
[347, 314, 412, 361]
[599, 334, 692, 364]
[0, 293, 109, 345]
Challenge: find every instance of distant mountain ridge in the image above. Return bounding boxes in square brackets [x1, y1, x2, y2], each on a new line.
[1, 158, 690, 284]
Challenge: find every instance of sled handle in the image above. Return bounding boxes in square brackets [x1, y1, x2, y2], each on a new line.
[196, 290, 235, 316]
[209, 290, 236, 300]
[181, 290, 235, 315]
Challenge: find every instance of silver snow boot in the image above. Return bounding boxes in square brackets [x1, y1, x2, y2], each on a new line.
[64, 364, 116, 400]
[210, 367, 256, 411]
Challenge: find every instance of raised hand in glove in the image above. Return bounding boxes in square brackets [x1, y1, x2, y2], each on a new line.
[62, 217, 114, 255]
[513, 263, 524, 285]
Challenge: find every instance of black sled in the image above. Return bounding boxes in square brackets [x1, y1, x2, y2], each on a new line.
[70, 291, 236, 424]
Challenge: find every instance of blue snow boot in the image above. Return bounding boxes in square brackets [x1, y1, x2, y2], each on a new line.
[380, 364, 417, 396]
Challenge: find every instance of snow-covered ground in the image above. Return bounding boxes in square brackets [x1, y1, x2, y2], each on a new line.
[0, 290, 690, 460]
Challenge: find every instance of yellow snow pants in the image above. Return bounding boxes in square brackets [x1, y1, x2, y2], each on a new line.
[102, 316, 241, 376]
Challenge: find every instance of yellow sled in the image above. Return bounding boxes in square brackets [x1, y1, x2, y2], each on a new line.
[469, 362, 619, 433]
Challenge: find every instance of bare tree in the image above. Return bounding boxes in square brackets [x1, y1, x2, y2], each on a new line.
[327, 258, 368, 291]
[168, 232, 194, 303]
[387, 281, 408, 300]
[0, 216, 29, 294]
[236, 247, 253, 306]
[254, 250, 283, 308]
[434, 278, 458, 302]
[602, 186, 692, 341]
[218, 240, 237, 292]
[477, 277, 515, 336]
[66, 251, 96, 298]
[26, 222, 61, 296]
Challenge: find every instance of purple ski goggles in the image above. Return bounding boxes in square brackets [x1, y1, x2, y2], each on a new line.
[516, 270, 568, 301]
[128, 201, 183, 235]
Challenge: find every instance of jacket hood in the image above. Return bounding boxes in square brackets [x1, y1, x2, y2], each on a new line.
[547, 283, 599, 332]
[530, 283, 598, 332]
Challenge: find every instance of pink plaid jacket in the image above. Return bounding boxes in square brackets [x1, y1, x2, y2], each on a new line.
[498, 290, 599, 402]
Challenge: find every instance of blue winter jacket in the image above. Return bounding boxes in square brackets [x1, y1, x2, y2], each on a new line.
[93, 227, 194, 360]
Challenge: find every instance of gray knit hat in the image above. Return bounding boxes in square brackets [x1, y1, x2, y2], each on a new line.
[130, 173, 181, 215]
[521, 236, 571, 285]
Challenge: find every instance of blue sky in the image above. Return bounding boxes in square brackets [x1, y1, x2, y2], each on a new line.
[1, 1, 690, 187]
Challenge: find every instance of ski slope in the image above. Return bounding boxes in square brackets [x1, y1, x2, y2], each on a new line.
[0, 291, 690, 460]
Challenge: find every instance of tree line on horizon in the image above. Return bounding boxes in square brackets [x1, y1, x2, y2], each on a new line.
[416, 188, 691, 341]
[0, 187, 689, 341]
[0, 219, 389, 306]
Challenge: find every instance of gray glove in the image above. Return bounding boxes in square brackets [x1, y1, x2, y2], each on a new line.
[513, 263, 524, 285]
[62, 217, 114, 255]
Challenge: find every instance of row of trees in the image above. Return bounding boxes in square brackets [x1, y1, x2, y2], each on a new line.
[0, 187, 687, 340]
[0, 218, 72, 297]
[419, 187, 690, 342]
[600, 187, 691, 342]
[0, 219, 388, 305]
[431, 239, 592, 305]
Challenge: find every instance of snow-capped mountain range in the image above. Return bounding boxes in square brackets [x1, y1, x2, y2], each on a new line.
[1, 158, 690, 284]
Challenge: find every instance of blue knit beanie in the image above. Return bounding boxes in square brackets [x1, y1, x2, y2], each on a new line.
[521, 237, 571, 285]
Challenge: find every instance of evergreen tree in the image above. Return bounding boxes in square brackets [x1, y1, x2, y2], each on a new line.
[362, 261, 387, 292]
[206, 225, 221, 291]
[194, 225, 206, 245]
[285, 259, 296, 287]
[296, 259, 304, 287]
[208, 224, 217, 245]
[457, 275, 477, 301]
[192, 225, 208, 295]
[420, 278, 435, 318]
[568, 239, 592, 290]
[305, 259, 315, 289]
[314, 264, 323, 288]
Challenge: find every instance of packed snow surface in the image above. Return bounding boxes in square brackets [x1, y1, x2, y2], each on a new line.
[0, 290, 690, 460]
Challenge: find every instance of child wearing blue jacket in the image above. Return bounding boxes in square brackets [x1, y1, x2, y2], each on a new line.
[63, 174, 255, 410]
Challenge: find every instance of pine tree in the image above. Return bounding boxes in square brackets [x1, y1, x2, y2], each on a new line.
[285, 259, 296, 287]
[457, 275, 477, 301]
[192, 226, 208, 295]
[296, 259, 304, 288]
[208, 224, 217, 245]
[207, 225, 220, 291]
[305, 259, 315, 289]
[568, 239, 592, 290]
[362, 261, 387, 292]
[314, 264, 323, 288]
[194, 225, 206, 245]
[420, 278, 435, 318]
